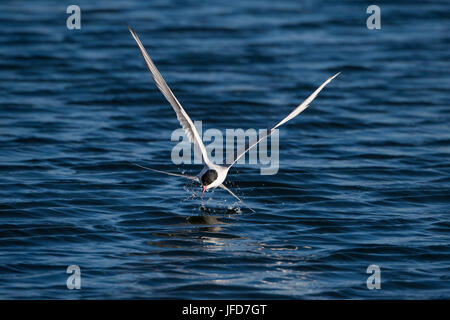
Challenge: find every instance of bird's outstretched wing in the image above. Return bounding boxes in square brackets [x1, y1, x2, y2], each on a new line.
[128, 26, 212, 166]
[219, 184, 256, 213]
[132, 162, 199, 181]
[227, 72, 341, 168]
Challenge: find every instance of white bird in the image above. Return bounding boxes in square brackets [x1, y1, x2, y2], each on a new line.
[128, 26, 340, 212]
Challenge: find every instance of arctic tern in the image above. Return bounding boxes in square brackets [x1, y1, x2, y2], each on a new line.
[128, 26, 340, 212]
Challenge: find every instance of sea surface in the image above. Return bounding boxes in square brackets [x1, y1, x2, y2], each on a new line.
[0, 0, 449, 299]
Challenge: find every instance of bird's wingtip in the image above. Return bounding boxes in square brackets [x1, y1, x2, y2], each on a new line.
[127, 24, 135, 34]
[327, 71, 342, 82]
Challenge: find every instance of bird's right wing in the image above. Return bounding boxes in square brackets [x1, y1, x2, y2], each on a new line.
[227, 72, 340, 168]
[128, 26, 212, 166]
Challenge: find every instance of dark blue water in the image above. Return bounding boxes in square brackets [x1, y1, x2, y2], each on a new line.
[0, 0, 449, 299]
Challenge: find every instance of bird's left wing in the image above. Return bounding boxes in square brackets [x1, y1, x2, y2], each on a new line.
[128, 26, 212, 167]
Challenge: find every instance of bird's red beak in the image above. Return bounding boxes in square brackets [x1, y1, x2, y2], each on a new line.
[201, 186, 207, 197]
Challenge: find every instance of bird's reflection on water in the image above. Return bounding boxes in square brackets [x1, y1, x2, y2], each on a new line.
[185, 214, 224, 226]
[144, 210, 244, 252]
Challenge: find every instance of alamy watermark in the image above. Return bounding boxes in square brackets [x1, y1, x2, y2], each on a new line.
[66, 5, 81, 30]
[366, 264, 381, 289]
[366, 5, 381, 30]
[170, 121, 280, 175]
[66, 265, 81, 289]
[66, 5, 380, 32]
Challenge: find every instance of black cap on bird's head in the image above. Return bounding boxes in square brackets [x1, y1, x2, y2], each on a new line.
[201, 169, 218, 196]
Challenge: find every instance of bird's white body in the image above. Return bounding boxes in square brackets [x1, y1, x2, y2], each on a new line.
[128, 26, 340, 212]
[197, 164, 229, 190]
